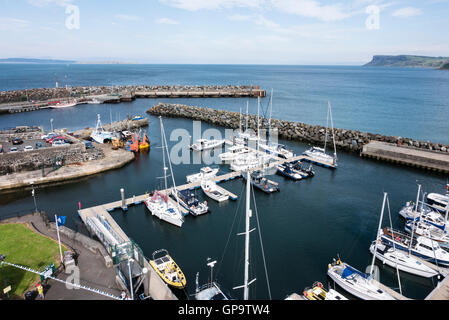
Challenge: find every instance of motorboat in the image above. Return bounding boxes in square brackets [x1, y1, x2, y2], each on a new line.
[190, 138, 224, 151]
[276, 163, 302, 180]
[380, 227, 449, 267]
[302, 281, 348, 300]
[87, 98, 102, 104]
[171, 188, 208, 216]
[427, 191, 449, 214]
[90, 114, 113, 144]
[201, 179, 229, 202]
[144, 191, 184, 227]
[230, 153, 270, 172]
[149, 249, 186, 289]
[259, 142, 294, 159]
[186, 167, 219, 184]
[369, 239, 439, 278]
[399, 201, 445, 230]
[292, 161, 315, 178]
[327, 258, 395, 300]
[51, 100, 77, 109]
[242, 170, 279, 193]
[219, 145, 248, 162]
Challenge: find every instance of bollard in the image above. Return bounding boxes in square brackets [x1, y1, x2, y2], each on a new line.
[121, 188, 128, 212]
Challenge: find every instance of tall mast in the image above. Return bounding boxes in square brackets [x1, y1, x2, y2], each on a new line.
[257, 96, 260, 153]
[233, 170, 256, 299]
[329, 101, 337, 161]
[268, 89, 273, 144]
[408, 184, 421, 254]
[243, 170, 251, 300]
[159, 116, 168, 192]
[370, 192, 387, 277]
[245, 101, 249, 132]
[239, 107, 242, 133]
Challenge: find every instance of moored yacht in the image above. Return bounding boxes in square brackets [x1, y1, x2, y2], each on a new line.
[242, 170, 279, 193]
[144, 191, 184, 227]
[427, 189, 449, 214]
[276, 162, 302, 180]
[149, 249, 186, 289]
[171, 188, 208, 216]
[201, 179, 229, 202]
[190, 138, 224, 151]
[90, 114, 113, 144]
[186, 167, 219, 184]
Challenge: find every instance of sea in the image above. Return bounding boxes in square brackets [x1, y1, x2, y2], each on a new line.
[0, 64, 448, 300]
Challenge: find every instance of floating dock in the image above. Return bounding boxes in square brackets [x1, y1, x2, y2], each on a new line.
[361, 141, 449, 173]
[426, 274, 449, 300]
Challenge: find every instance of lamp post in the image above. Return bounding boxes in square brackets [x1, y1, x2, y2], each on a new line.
[0, 254, 9, 299]
[50, 118, 54, 133]
[30, 181, 38, 213]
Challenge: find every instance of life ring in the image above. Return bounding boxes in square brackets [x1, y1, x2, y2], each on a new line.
[316, 282, 323, 288]
[303, 290, 308, 297]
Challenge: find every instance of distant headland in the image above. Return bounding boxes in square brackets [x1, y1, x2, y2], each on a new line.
[0, 58, 131, 64]
[365, 55, 449, 69]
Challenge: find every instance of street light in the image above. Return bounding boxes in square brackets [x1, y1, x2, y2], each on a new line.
[50, 118, 54, 133]
[30, 181, 38, 213]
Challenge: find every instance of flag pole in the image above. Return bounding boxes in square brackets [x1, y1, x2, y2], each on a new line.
[55, 215, 64, 268]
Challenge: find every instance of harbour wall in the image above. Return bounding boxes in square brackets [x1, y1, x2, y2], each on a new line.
[0, 85, 266, 106]
[146, 102, 449, 156]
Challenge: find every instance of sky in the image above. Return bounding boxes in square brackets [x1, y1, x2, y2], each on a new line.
[0, 0, 448, 65]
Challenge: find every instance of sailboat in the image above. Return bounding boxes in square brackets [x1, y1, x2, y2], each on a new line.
[144, 117, 184, 228]
[235, 101, 258, 145]
[370, 192, 439, 279]
[195, 259, 233, 300]
[258, 90, 294, 159]
[51, 100, 77, 109]
[303, 101, 337, 167]
[90, 114, 113, 144]
[328, 193, 398, 300]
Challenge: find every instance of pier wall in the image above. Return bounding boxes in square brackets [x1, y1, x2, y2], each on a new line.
[0, 85, 265, 105]
[147, 102, 449, 158]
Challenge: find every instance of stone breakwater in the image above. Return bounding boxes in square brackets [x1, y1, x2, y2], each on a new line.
[0, 85, 264, 104]
[147, 103, 449, 155]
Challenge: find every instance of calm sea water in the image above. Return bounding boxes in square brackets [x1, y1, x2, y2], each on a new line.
[0, 64, 448, 300]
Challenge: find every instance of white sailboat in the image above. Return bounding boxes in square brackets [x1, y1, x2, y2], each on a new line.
[370, 192, 439, 279]
[303, 101, 337, 166]
[51, 100, 77, 109]
[144, 116, 184, 228]
[201, 179, 229, 202]
[90, 114, 113, 144]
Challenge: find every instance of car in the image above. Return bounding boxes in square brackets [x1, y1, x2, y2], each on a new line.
[46, 135, 65, 143]
[10, 147, 18, 153]
[52, 140, 68, 147]
[35, 142, 44, 149]
[12, 137, 23, 145]
[24, 145, 34, 152]
[0, 144, 3, 153]
[83, 140, 94, 149]
[41, 132, 57, 140]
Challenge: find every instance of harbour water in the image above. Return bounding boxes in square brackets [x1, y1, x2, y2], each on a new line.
[0, 64, 448, 300]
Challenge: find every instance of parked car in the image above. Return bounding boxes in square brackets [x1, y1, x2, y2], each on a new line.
[52, 140, 68, 147]
[46, 135, 65, 143]
[35, 142, 44, 149]
[83, 140, 94, 149]
[10, 147, 18, 153]
[12, 137, 23, 145]
[24, 145, 34, 152]
[41, 132, 57, 140]
[0, 144, 3, 153]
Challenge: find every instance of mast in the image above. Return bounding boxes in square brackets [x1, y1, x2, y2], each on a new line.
[329, 101, 337, 162]
[257, 96, 260, 153]
[243, 170, 251, 300]
[324, 103, 329, 153]
[233, 170, 256, 299]
[245, 101, 249, 132]
[239, 107, 242, 133]
[159, 116, 168, 193]
[408, 184, 421, 254]
[370, 192, 387, 277]
[268, 89, 273, 145]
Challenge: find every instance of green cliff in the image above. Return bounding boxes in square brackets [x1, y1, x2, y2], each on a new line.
[365, 55, 449, 69]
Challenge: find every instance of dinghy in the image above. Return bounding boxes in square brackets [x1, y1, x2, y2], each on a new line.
[201, 179, 229, 202]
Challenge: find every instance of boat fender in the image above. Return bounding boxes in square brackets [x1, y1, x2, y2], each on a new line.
[316, 282, 323, 288]
[328, 263, 331, 269]
[303, 291, 308, 297]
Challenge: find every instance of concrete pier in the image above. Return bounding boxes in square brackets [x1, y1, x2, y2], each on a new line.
[361, 141, 449, 173]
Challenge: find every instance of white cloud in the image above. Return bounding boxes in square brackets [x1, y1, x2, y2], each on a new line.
[115, 14, 142, 21]
[228, 14, 252, 21]
[271, 0, 351, 21]
[391, 7, 422, 18]
[155, 18, 180, 25]
[28, 0, 72, 7]
[0, 17, 30, 31]
[159, 0, 264, 11]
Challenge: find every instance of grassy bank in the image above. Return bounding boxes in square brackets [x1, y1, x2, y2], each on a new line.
[0, 223, 65, 299]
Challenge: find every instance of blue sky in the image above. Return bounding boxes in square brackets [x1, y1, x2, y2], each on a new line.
[0, 0, 448, 64]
